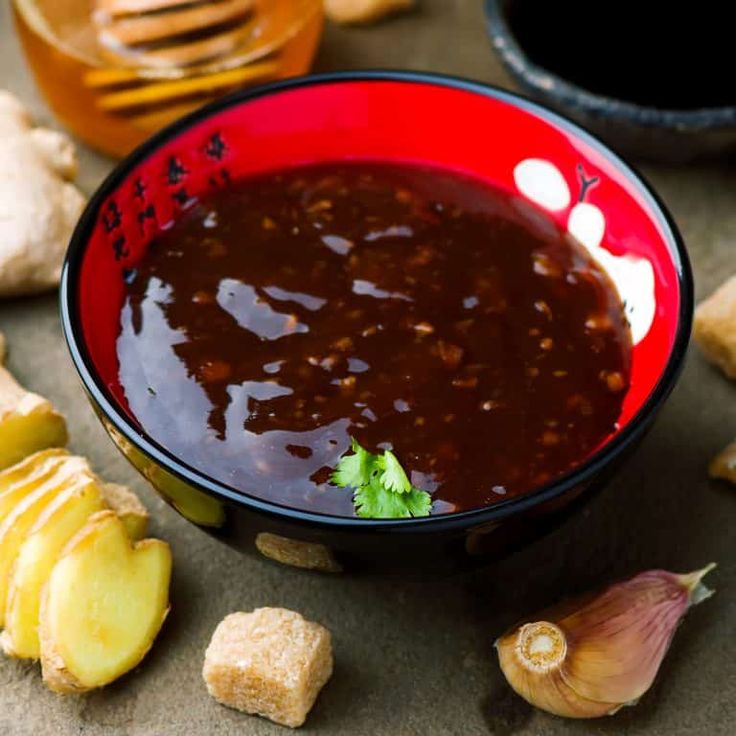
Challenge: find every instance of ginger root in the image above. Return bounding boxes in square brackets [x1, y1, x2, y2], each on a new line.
[40, 511, 171, 693]
[0, 454, 89, 626]
[0, 449, 69, 502]
[100, 482, 149, 540]
[0, 332, 68, 470]
[0, 91, 86, 297]
[0, 450, 150, 659]
[694, 274, 736, 379]
[1, 477, 105, 659]
[324, 0, 414, 25]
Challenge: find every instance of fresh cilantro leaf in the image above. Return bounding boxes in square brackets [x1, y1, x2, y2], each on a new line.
[331, 438, 432, 519]
[354, 475, 432, 519]
[376, 449, 412, 494]
[331, 437, 374, 488]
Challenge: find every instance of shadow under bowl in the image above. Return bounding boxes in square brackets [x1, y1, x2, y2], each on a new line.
[60, 71, 692, 576]
[484, 0, 736, 164]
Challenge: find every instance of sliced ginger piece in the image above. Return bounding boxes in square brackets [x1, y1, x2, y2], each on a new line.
[101, 483, 149, 540]
[0, 445, 153, 663]
[0, 457, 89, 626]
[40, 511, 171, 693]
[1, 450, 147, 538]
[0, 449, 71, 518]
[0, 455, 148, 659]
[0, 333, 68, 470]
[1, 477, 105, 659]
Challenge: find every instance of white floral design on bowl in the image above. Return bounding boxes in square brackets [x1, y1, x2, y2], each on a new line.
[514, 158, 655, 344]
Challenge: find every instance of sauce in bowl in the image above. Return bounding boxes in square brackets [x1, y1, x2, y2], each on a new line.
[117, 162, 631, 516]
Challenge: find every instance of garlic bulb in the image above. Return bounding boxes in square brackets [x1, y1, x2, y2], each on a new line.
[495, 565, 715, 718]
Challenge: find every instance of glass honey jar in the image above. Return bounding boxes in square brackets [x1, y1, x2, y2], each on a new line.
[12, 0, 324, 158]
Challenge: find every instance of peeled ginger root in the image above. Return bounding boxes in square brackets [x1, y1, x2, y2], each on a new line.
[0, 333, 68, 470]
[0, 449, 69, 509]
[324, 0, 414, 24]
[0, 450, 150, 658]
[1, 476, 105, 659]
[0, 452, 90, 627]
[100, 482, 149, 540]
[40, 511, 171, 693]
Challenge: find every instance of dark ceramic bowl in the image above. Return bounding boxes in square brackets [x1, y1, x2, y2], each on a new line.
[60, 71, 692, 576]
[484, 0, 736, 163]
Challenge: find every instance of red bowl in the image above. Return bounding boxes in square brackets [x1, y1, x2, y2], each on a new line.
[60, 72, 692, 575]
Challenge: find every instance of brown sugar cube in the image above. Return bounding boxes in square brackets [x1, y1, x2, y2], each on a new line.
[203, 608, 333, 728]
[694, 275, 736, 379]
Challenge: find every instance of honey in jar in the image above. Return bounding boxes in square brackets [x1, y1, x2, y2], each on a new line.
[12, 0, 324, 157]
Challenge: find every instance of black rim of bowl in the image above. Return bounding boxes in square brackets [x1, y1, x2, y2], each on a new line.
[60, 70, 694, 532]
[484, 0, 736, 129]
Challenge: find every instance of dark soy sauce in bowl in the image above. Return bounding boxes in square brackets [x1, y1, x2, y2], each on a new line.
[117, 162, 631, 517]
[506, 1, 734, 109]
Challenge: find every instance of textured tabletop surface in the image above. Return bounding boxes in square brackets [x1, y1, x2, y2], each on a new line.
[1, 2, 735, 734]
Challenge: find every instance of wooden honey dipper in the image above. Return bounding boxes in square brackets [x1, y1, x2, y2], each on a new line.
[88, 0, 279, 125]
[94, 0, 258, 68]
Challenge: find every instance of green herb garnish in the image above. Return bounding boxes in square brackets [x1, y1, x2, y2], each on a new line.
[331, 439, 432, 519]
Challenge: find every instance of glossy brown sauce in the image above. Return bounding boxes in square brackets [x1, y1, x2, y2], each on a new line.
[117, 162, 631, 516]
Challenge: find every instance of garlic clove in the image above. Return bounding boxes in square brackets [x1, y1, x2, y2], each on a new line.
[560, 565, 715, 704]
[496, 622, 619, 718]
[495, 565, 715, 718]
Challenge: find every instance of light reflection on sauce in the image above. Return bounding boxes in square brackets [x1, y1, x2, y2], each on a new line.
[117, 163, 630, 516]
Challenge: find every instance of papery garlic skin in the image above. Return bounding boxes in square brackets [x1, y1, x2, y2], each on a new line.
[495, 565, 715, 719]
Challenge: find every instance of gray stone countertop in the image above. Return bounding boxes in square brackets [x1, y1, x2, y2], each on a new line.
[1, 2, 734, 734]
